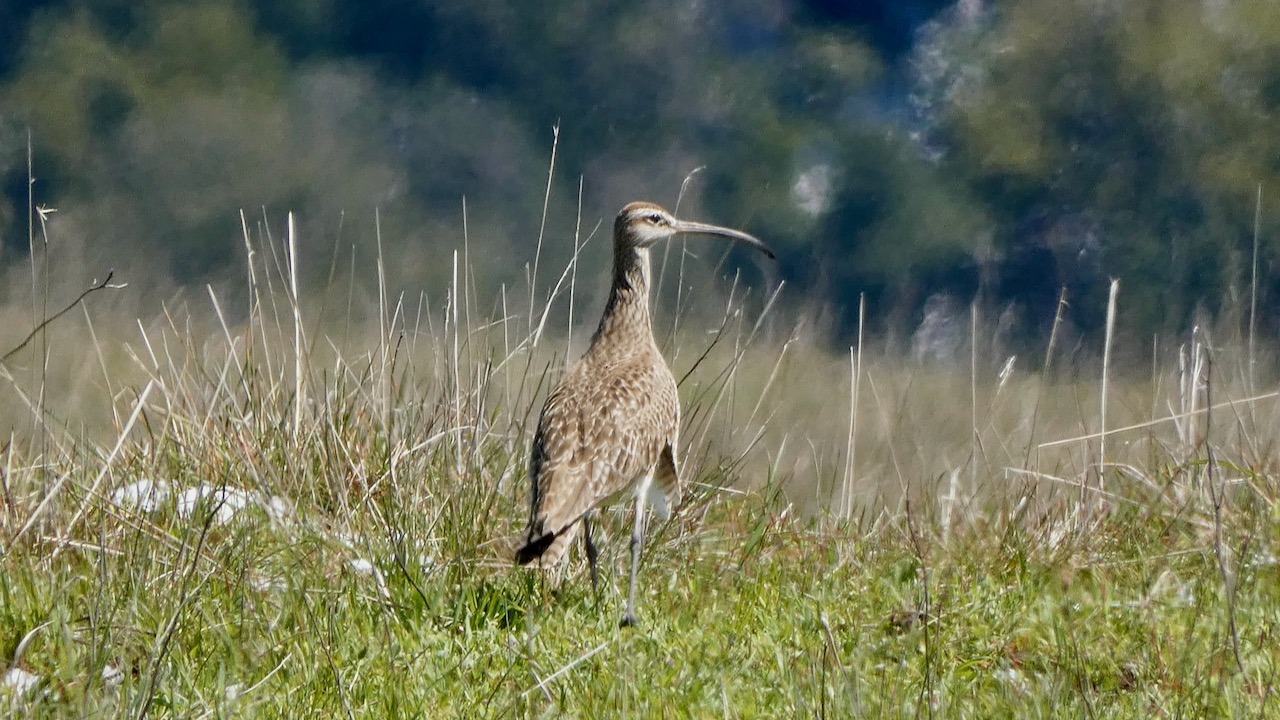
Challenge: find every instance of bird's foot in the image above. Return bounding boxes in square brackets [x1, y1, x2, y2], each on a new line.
[619, 612, 638, 628]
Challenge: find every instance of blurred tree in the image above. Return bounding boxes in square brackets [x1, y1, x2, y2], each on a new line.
[799, 0, 956, 57]
[2, 0, 291, 284]
[0, 0, 565, 300]
[5, 0, 1279, 347]
[928, 0, 1280, 337]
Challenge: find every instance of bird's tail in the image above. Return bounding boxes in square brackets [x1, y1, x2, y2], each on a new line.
[515, 533, 556, 565]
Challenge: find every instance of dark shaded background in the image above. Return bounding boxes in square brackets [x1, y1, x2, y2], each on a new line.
[3, 0, 1279, 355]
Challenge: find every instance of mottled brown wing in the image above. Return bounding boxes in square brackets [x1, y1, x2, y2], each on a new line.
[653, 441, 681, 520]
[524, 352, 679, 548]
[581, 357, 675, 487]
[522, 378, 592, 548]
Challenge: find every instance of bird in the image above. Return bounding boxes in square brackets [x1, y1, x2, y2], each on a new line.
[515, 200, 775, 627]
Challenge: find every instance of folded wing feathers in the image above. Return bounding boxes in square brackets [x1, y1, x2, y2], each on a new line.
[519, 352, 680, 565]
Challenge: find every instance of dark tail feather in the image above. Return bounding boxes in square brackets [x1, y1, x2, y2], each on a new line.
[515, 533, 555, 565]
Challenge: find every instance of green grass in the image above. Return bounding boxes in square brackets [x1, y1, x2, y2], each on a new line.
[2, 477, 1275, 716]
[1, 214, 1278, 716]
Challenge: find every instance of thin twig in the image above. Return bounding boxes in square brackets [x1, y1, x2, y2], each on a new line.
[1202, 346, 1244, 673]
[2, 271, 123, 365]
[1038, 388, 1280, 449]
[522, 641, 609, 698]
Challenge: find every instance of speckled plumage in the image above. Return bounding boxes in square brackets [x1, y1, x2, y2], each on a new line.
[516, 201, 773, 626]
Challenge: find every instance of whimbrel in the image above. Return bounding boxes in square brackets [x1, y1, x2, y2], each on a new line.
[516, 201, 774, 626]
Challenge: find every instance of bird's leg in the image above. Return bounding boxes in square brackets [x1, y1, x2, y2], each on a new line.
[583, 514, 601, 601]
[621, 489, 649, 627]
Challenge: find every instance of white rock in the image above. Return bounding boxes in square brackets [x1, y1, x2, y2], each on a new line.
[110, 480, 172, 512]
[348, 557, 391, 599]
[994, 666, 1029, 694]
[248, 573, 285, 592]
[2, 667, 40, 696]
[176, 485, 252, 524]
[263, 495, 293, 524]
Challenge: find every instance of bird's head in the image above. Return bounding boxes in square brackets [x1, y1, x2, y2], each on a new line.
[614, 201, 775, 259]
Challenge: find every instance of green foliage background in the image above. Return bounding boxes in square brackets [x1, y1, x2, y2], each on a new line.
[4, 0, 1280, 344]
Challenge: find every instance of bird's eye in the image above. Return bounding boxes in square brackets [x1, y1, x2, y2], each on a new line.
[647, 213, 663, 224]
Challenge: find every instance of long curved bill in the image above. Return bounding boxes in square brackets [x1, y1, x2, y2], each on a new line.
[670, 219, 776, 259]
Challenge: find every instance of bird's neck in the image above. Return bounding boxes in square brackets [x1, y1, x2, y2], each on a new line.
[590, 246, 653, 350]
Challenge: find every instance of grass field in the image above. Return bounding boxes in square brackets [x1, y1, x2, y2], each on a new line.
[2, 212, 1278, 717]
